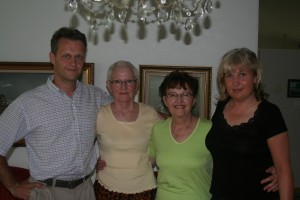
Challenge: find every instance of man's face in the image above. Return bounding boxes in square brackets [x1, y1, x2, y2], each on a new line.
[50, 38, 86, 84]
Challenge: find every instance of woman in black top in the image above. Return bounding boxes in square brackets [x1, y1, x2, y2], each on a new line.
[206, 48, 293, 200]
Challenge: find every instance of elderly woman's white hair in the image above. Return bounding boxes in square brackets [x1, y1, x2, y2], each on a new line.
[106, 60, 139, 83]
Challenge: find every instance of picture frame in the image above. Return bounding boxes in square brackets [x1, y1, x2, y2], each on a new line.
[139, 65, 212, 119]
[287, 79, 300, 98]
[0, 62, 95, 147]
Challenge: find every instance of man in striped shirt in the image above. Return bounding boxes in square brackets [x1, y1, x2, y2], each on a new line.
[0, 27, 112, 200]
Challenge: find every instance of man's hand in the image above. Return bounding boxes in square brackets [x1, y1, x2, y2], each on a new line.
[0, 156, 46, 200]
[96, 157, 106, 172]
[13, 180, 46, 200]
[261, 166, 278, 192]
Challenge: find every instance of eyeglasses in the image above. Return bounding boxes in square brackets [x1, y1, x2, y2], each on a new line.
[166, 93, 193, 100]
[109, 79, 137, 87]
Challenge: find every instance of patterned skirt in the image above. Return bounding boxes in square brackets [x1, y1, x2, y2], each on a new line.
[94, 180, 157, 200]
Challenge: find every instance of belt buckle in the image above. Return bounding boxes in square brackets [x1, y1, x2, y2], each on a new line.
[67, 181, 77, 189]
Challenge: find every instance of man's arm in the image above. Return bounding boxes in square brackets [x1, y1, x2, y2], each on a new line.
[0, 155, 46, 200]
[0, 155, 20, 196]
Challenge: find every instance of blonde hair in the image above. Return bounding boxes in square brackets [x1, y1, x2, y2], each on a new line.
[217, 48, 268, 101]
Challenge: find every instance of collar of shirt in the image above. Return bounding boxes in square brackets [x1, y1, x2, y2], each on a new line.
[47, 75, 81, 98]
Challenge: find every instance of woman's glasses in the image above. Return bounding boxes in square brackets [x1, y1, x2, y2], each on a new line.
[166, 93, 193, 100]
[109, 79, 137, 87]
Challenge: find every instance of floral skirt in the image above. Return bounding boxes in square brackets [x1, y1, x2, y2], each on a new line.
[94, 180, 156, 200]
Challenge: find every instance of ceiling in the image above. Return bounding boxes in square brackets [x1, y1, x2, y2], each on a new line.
[258, 0, 300, 49]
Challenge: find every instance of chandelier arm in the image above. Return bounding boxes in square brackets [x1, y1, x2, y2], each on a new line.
[65, 0, 214, 32]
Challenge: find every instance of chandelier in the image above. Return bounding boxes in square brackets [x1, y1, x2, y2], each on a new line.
[65, 0, 213, 32]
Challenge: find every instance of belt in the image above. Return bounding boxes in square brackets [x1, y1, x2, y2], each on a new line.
[40, 173, 92, 189]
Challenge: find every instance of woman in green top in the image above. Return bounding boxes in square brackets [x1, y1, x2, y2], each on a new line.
[149, 71, 213, 200]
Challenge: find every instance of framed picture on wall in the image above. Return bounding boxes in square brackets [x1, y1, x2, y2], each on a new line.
[139, 65, 212, 119]
[0, 62, 94, 146]
[287, 79, 300, 98]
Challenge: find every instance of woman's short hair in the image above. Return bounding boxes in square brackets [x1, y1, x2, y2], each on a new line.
[106, 60, 139, 83]
[217, 48, 268, 101]
[159, 70, 198, 98]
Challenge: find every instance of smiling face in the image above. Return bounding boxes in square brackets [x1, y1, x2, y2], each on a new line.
[224, 65, 257, 102]
[106, 66, 138, 103]
[50, 38, 85, 85]
[163, 85, 196, 118]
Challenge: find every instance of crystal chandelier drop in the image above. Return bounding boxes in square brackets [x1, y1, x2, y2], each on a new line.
[65, 0, 213, 32]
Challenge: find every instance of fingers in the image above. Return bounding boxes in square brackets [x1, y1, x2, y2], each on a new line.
[96, 159, 107, 172]
[261, 176, 272, 184]
[261, 175, 279, 192]
[13, 182, 29, 199]
[14, 181, 46, 199]
[261, 166, 278, 192]
[99, 160, 106, 167]
[265, 166, 275, 174]
[264, 183, 278, 192]
[33, 182, 47, 189]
